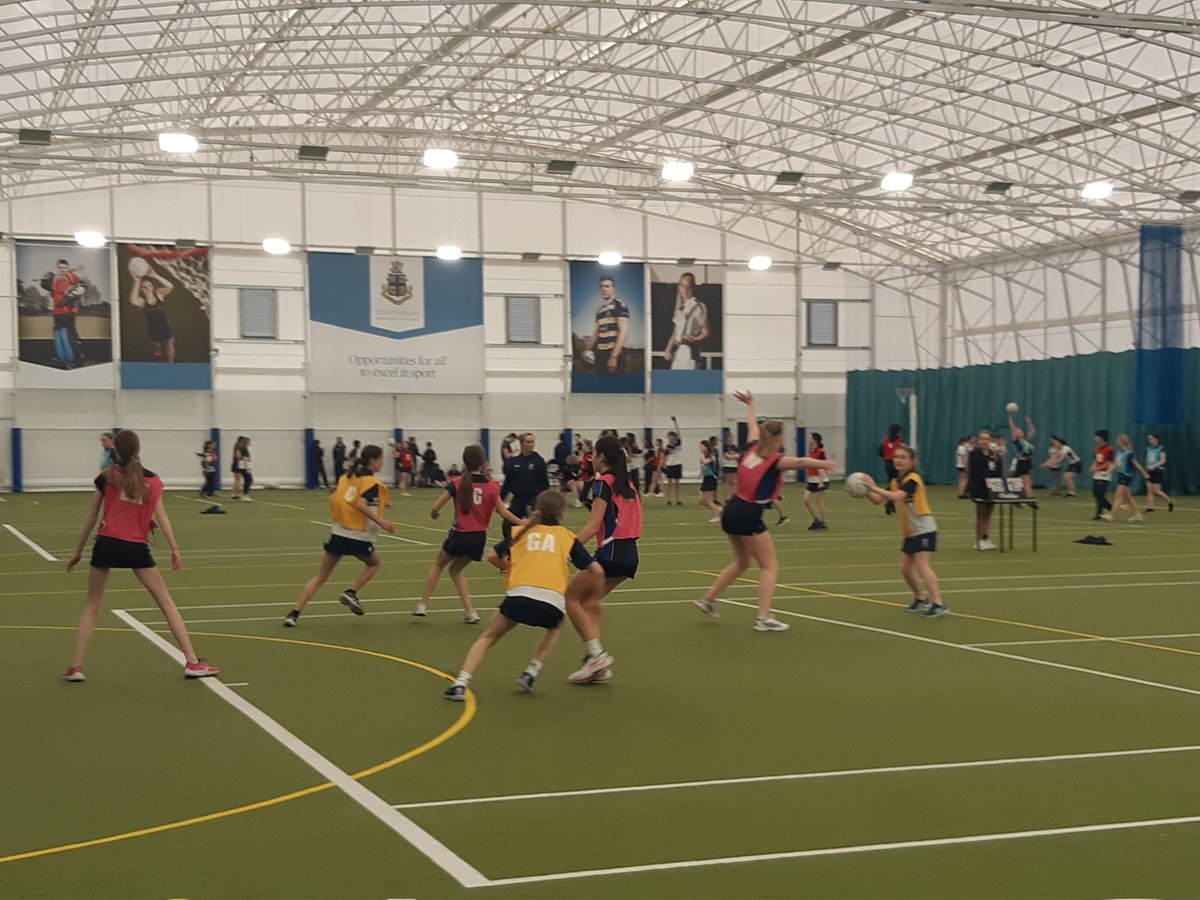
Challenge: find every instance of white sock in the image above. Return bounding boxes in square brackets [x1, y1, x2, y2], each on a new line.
[585, 639, 604, 658]
[525, 658, 543, 677]
[455, 671, 472, 687]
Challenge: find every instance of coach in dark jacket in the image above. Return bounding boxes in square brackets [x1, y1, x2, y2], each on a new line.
[499, 433, 551, 549]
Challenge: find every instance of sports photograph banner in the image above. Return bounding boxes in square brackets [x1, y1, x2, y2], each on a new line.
[14, 240, 114, 388]
[649, 264, 724, 393]
[569, 260, 645, 393]
[307, 252, 484, 392]
[117, 243, 213, 389]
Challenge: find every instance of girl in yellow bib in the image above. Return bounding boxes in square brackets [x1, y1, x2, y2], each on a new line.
[444, 491, 602, 700]
[861, 445, 947, 618]
[284, 445, 394, 626]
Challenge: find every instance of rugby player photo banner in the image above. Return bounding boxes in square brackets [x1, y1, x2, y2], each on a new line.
[648, 263, 724, 394]
[569, 260, 646, 394]
[14, 240, 115, 388]
[306, 252, 484, 393]
[116, 242, 213, 389]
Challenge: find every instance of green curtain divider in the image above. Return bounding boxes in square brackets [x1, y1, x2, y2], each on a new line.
[846, 349, 1198, 495]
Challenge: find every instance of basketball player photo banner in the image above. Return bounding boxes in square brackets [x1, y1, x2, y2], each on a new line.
[569, 260, 646, 394]
[306, 252, 484, 393]
[14, 240, 115, 388]
[649, 264, 724, 394]
[116, 242, 213, 389]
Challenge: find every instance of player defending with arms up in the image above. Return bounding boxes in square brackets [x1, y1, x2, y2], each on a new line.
[283, 445, 393, 626]
[444, 491, 603, 700]
[860, 445, 947, 618]
[694, 391, 835, 631]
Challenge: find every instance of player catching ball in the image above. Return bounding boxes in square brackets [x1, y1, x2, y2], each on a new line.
[859, 445, 947, 618]
[694, 391, 835, 631]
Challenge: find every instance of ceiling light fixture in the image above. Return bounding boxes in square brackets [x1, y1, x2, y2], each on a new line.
[597, 251, 623, 266]
[436, 245, 463, 261]
[422, 148, 458, 169]
[1080, 180, 1114, 200]
[158, 132, 199, 154]
[262, 238, 291, 255]
[661, 161, 694, 182]
[74, 230, 106, 248]
[747, 256, 772, 271]
[881, 172, 914, 192]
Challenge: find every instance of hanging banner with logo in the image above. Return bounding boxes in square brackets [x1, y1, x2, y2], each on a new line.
[116, 242, 213, 389]
[307, 252, 484, 392]
[14, 240, 115, 388]
[569, 260, 646, 393]
[649, 264, 724, 393]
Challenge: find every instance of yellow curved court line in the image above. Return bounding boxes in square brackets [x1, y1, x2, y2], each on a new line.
[691, 570, 1200, 660]
[0, 625, 476, 866]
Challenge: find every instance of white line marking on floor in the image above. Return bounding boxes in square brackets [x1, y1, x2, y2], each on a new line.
[971, 632, 1200, 648]
[112, 609, 489, 889]
[2, 524, 58, 561]
[309, 520, 430, 545]
[717, 599, 1200, 698]
[395, 744, 1200, 810]
[480, 815, 1200, 886]
[223, 682, 251, 687]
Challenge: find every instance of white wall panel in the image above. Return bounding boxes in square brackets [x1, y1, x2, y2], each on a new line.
[645, 213, 722, 261]
[211, 183, 302, 246]
[482, 197, 563, 255]
[11, 189, 111, 238]
[113, 182, 210, 240]
[394, 190, 479, 253]
[565, 204, 644, 258]
[305, 185, 392, 249]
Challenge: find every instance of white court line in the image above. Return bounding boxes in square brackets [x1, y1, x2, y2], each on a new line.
[309, 520, 430, 546]
[481, 815, 1200, 887]
[111, 609, 489, 889]
[971, 632, 1200, 648]
[395, 744, 1200, 810]
[717, 599, 1200, 699]
[2, 524, 58, 561]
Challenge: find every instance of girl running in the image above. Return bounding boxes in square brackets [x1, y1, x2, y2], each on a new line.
[1113, 434, 1143, 523]
[1091, 430, 1116, 521]
[64, 430, 219, 681]
[566, 434, 643, 684]
[860, 445, 946, 618]
[1144, 433, 1174, 513]
[694, 392, 834, 632]
[444, 491, 603, 700]
[198, 439, 217, 497]
[283, 445, 393, 627]
[413, 444, 523, 622]
[803, 432, 829, 531]
[699, 440, 722, 522]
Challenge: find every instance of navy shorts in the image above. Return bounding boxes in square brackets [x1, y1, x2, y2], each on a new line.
[443, 530, 487, 561]
[1013, 459, 1033, 477]
[1149, 469, 1164, 485]
[1117, 474, 1133, 487]
[663, 464, 683, 480]
[701, 476, 718, 492]
[91, 535, 155, 570]
[324, 534, 375, 558]
[499, 595, 564, 630]
[901, 532, 938, 555]
[805, 482, 828, 493]
[1068, 462, 1083, 473]
[595, 538, 639, 580]
[721, 497, 767, 536]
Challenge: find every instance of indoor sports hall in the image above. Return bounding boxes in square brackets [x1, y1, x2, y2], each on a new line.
[1, 3, 1198, 898]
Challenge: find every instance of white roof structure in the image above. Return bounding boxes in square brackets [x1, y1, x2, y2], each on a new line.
[1, 0, 1198, 277]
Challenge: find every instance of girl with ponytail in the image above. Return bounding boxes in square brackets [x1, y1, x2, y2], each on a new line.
[564, 433, 643, 685]
[414, 443, 524, 623]
[64, 430, 219, 682]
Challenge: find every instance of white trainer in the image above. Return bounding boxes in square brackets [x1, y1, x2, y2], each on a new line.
[977, 539, 997, 551]
[693, 597, 721, 618]
[463, 611, 481, 624]
[568, 652, 613, 684]
[753, 617, 790, 632]
[411, 603, 427, 617]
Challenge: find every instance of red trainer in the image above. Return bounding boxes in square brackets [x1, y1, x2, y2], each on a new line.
[63, 666, 86, 683]
[184, 659, 220, 679]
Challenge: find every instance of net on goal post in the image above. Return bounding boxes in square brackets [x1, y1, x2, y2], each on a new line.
[895, 387, 917, 453]
[125, 244, 211, 319]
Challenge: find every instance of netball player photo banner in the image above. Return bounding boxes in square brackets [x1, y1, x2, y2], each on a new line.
[306, 252, 484, 393]
[14, 240, 114, 388]
[569, 260, 646, 393]
[649, 264, 724, 393]
[116, 243, 213, 389]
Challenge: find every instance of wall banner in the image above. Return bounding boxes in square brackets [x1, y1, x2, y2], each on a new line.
[569, 260, 646, 394]
[307, 252, 484, 393]
[649, 264, 724, 393]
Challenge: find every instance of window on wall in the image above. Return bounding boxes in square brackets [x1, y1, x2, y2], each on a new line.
[806, 300, 838, 347]
[505, 295, 540, 344]
[239, 288, 278, 339]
